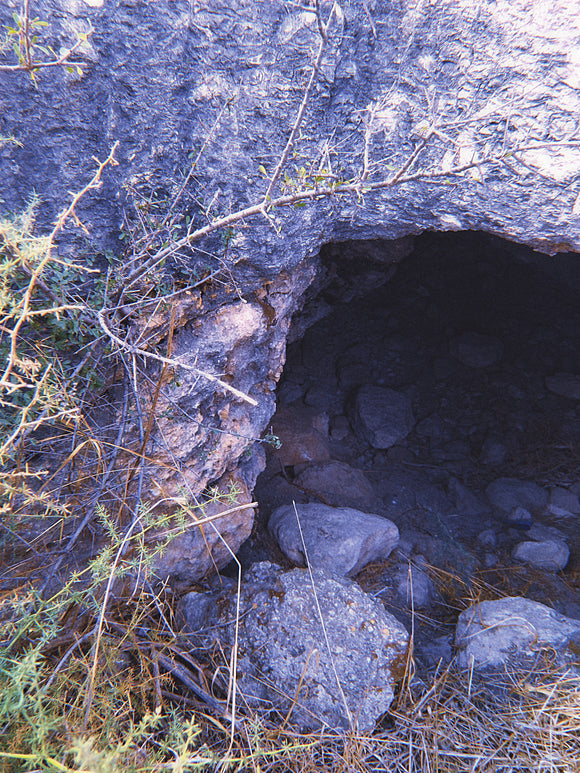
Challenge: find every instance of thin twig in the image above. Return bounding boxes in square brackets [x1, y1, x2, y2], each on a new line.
[0, 36, 88, 73]
[1, 142, 118, 392]
[263, 2, 338, 202]
[97, 307, 258, 406]
[292, 500, 354, 730]
[38, 376, 129, 600]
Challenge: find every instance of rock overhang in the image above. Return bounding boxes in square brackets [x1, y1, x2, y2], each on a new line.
[2, 0, 580, 582]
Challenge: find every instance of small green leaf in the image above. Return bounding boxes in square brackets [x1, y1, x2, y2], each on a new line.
[258, 164, 267, 176]
[293, 201, 306, 208]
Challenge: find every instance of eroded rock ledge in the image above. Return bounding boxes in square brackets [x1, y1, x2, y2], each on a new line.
[2, 0, 580, 579]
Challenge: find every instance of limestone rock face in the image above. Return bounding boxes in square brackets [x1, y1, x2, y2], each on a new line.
[150, 467, 258, 589]
[3, 0, 580, 579]
[3, 0, 580, 259]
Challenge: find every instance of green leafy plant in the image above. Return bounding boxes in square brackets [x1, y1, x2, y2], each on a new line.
[0, 148, 117, 468]
[0, 1, 89, 84]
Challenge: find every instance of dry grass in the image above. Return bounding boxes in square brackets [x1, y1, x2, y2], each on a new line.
[4, 526, 580, 773]
[221, 658, 580, 773]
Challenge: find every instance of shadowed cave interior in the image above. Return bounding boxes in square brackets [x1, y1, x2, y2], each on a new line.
[230, 230, 580, 667]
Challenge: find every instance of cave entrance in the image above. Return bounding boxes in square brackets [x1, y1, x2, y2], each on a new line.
[245, 231, 580, 655]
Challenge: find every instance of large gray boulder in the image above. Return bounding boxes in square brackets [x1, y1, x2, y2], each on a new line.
[179, 562, 409, 732]
[269, 502, 400, 577]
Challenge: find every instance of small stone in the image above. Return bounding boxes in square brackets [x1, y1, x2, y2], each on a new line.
[269, 502, 399, 577]
[545, 373, 580, 400]
[415, 414, 445, 442]
[484, 553, 499, 568]
[293, 460, 379, 512]
[507, 506, 533, 527]
[350, 385, 415, 449]
[449, 332, 504, 368]
[486, 478, 548, 514]
[526, 523, 567, 542]
[393, 561, 434, 608]
[456, 597, 580, 669]
[480, 437, 508, 466]
[512, 540, 570, 571]
[477, 528, 497, 549]
[548, 486, 580, 517]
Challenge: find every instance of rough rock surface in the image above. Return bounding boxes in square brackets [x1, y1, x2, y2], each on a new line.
[455, 597, 580, 670]
[449, 333, 504, 369]
[179, 562, 409, 732]
[512, 540, 570, 572]
[151, 466, 259, 587]
[293, 460, 379, 512]
[268, 503, 399, 577]
[486, 478, 549, 515]
[2, 1, 580, 562]
[350, 385, 415, 449]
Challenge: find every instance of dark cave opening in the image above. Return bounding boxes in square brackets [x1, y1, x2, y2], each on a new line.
[238, 230, 580, 662]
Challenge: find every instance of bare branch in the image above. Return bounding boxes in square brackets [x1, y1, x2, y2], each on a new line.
[0, 36, 88, 73]
[97, 308, 258, 407]
[262, 2, 338, 202]
[0, 141, 119, 390]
